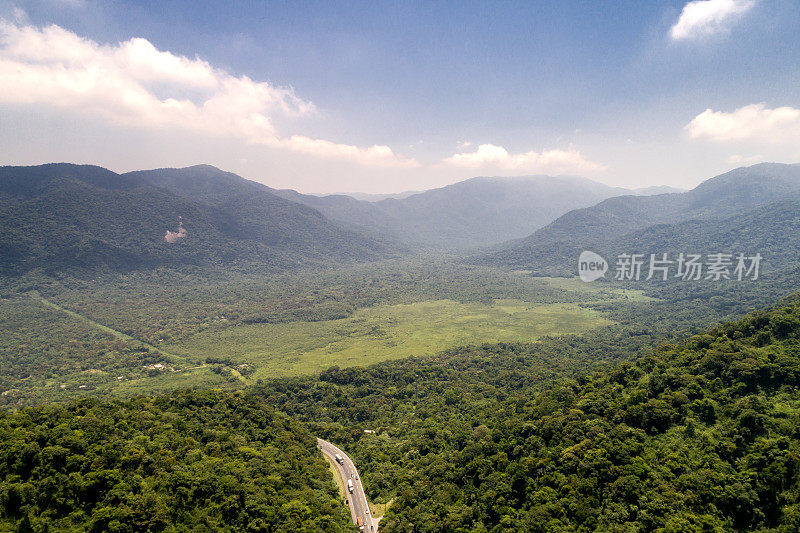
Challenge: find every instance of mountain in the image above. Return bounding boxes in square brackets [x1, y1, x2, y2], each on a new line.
[123, 165, 396, 254]
[522, 163, 800, 246]
[275, 175, 632, 249]
[478, 192, 800, 277]
[631, 185, 686, 195]
[0, 164, 392, 275]
[327, 190, 423, 202]
[476, 163, 800, 272]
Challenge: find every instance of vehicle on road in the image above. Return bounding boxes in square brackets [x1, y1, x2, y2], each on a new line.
[335, 453, 344, 465]
[356, 517, 364, 531]
[347, 479, 354, 493]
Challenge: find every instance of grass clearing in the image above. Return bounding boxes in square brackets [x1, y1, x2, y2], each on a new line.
[537, 276, 656, 301]
[98, 365, 231, 396]
[165, 298, 614, 380]
[370, 498, 394, 520]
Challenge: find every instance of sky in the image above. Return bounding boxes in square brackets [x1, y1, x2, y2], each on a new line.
[0, 0, 799, 193]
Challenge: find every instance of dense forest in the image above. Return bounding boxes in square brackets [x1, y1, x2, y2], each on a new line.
[0, 390, 353, 532]
[3, 292, 800, 531]
[380, 298, 800, 531]
[3, 162, 800, 532]
[257, 295, 800, 532]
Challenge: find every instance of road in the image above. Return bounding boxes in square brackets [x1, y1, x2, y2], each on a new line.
[317, 438, 378, 532]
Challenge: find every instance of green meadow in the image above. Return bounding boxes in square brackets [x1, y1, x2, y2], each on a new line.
[2, 266, 641, 405]
[164, 298, 614, 380]
[535, 276, 657, 301]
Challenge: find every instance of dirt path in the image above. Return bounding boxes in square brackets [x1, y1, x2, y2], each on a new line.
[28, 291, 193, 366]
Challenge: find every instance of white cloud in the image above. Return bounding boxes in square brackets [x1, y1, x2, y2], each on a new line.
[0, 21, 415, 167]
[275, 136, 419, 168]
[442, 144, 606, 175]
[669, 0, 754, 40]
[686, 103, 800, 143]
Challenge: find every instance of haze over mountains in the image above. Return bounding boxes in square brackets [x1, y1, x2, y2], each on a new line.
[325, 190, 424, 202]
[1, 161, 796, 277]
[273, 175, 673, 249]
[476, 163, 800, 275]
[523, 163, 800, 246]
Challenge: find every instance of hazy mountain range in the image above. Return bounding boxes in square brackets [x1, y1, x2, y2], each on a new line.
[0, 161, 795, 276]
[320, 190, 424, 202]
[475, 163, 800, 275]
[0, 164, 392, 275]
[273, 176, 680, 249]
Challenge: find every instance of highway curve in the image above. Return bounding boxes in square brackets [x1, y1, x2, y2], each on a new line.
[317, 438, 378, 532]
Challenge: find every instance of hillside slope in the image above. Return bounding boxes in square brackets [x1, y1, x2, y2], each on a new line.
[476, 163, 800, 273]
[515, 163, 800, 247]
[378, 294, 800, 531]
[0, 390, 353, 531]
[475, 192, 800, 276]
[0, 164, 392, 275]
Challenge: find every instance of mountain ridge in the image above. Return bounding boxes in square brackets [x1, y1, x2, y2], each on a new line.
[273, 174, 640, 249]
[474, 163, 800, 272]
[0, 163, 393, 275]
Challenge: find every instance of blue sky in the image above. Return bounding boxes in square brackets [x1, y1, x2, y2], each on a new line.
[1, 0, 799, 192]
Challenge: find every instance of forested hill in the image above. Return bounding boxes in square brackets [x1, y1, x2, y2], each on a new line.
[254, 295, 800, 532]
[493, 162, 800, 252]
[0, 390, 354, 532]
[476, 193, 800, 277]
[474, 164, 800, 276]
[379, 295, 800, 531]
[0, 164, 393, 276]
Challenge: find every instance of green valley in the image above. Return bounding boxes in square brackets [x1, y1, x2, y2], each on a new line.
[3, 160, 800, 532]
[2, 3, 799, 530]
[1, 261, 630, 406]
[163, 298, 614, 380]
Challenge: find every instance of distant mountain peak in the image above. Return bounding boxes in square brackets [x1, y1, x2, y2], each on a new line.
[272, 172, 640, 249]
[0, 163, 393, 275]
[473, 161, 800, 271]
